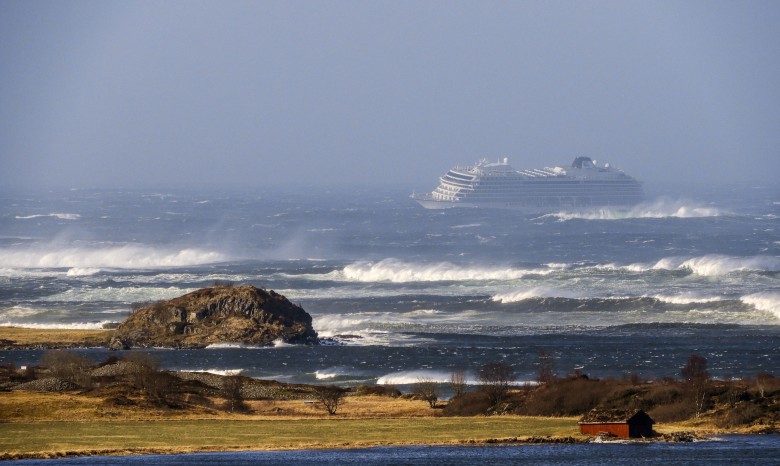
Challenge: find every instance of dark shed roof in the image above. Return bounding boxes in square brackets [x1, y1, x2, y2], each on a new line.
[578, 409, 655, 424]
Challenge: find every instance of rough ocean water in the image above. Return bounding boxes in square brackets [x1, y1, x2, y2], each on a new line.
[1, 185, 779, 387]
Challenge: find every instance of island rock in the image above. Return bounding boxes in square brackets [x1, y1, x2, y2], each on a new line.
[109, 285, 318, 349]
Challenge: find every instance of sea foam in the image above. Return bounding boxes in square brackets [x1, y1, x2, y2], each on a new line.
[540, 198, 724, 221]
[338, 259, 550, 283]
[741, 292, 780, 319]
[0, 244, 227, 269]
[492, 287, 584, 303]
[15, 213, 81, 220]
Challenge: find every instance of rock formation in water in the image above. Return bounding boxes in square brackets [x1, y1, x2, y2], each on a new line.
[109, 285, 318, 349]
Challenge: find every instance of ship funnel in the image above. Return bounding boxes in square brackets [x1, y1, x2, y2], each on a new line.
[503, 157, 509, 164]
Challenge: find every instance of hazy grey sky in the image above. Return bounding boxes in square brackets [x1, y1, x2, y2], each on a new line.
[2, 0, 778, 190]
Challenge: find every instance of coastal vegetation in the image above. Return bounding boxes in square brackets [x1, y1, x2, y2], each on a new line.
[1, 345, 778, 459]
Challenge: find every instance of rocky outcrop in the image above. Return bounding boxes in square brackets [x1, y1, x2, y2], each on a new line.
[109, 285, 317, 349]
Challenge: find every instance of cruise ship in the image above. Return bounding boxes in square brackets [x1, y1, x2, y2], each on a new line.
[411, 157, 644, 211]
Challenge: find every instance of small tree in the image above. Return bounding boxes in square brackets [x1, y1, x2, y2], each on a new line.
[681, 353, 710, 417]
[756, 372, 772, 398]
[222, 375, 248, 413]
[449, 369, 467, 399]
[412, 377, 440, 408]
[478, 362, 515, 406]
[536, 351, 556, 385]
[122, 352, 172, 405]
[41, 350, 92, 388]
[314, 385, 347, 415]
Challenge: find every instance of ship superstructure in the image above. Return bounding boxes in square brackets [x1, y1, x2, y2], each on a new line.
[412, 157, 643, 211]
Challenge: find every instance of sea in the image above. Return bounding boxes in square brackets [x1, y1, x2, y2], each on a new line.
[1, 184, 779, 462]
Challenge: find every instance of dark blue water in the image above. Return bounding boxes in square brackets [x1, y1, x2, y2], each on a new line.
[1, 186, 779, 384]
[8, 436, 780, 465]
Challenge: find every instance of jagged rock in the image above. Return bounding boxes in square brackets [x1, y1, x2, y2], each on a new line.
[109, 285, 318, 349]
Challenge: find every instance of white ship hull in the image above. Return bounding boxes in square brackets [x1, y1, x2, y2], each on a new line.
[412, 157, 644, 212]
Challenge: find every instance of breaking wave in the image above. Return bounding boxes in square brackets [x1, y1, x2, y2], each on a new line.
[652, 255, 780, 276]
[15, 213, 81, 220]
[541, 198, 724, 221]
[376, 370, 458, 385]
[0, 321, 115, 330]
[600, 254, 780, 276]
[652, 293, 724, 305]
[337, 259, 550, 283]
[492, 287, 584, 303]
[741, 292, 780, 319]
[0, 244, 227, 269]
[40, 286, 196, 303]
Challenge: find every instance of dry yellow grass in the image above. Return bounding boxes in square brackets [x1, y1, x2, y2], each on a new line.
[0, 326, 112, 347]
[0, 392, 438, 422]
[0, 392, 585, 459]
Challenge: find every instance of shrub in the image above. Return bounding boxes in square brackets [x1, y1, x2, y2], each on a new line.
[411, 377, 440, 408]
[443, 391, 492, 416]
[222, 375, 249, 413]
[717, 402, 764, 428]
[40, 350, 92, 388]
[449, 369, 468, 399]
[314, 385, 347, 415]
[477, 362, 515, 406]
[354, 385, 401, 397]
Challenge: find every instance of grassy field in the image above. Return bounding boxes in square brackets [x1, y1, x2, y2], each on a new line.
[0, 326, 112, 348]
[0, 391, 582, 458]
[0, 416, 582, 459]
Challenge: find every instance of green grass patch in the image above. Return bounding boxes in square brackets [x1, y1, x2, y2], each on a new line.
[0, 417, 580, 458]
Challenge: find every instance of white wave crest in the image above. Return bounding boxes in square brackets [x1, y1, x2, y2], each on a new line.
[0, 321, 115, 330]
[601, 254, 780, 276]
[741, 292, 780, 319]
[376, 370, 457, 385]
[15, 213, 81, 220]
[338, 259, 548, 283]
[315, 367, 354, 379]
[0, 244, 227, 269]
[492, 287, 583, 303]
[66, 267, 101, 276]
[40, 286, 195, 303]
[190, 368, 243, 376]
[541, 198, 724, 221]
[662, 255, 780, 276]
[0, 306, 45, 318]
[652, 293, 724, 305]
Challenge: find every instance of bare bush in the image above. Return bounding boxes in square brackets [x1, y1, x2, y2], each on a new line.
[756, 372, 773, 398]
[681, 354, 711, 417]
[314, 385, 347, 415]
[222, 375, 249, 413]
[449, 369, 467, 399]
[122, 352, 173, 405]
[40, 350, 92, 388]
[412, 377, 440, 408]
[478, 362, 515, 406]
[354, 385, 401, 397]
[535, 351, 556, 385]
[442, 391, 492, 416]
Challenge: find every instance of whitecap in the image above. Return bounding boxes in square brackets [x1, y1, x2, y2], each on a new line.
[539, 198, 725, 221]
[741, 292, 780, 319]
[0, 244, 227, 269]
[15, 213, 81, 220]
[492, 287, 584, 303]
[0, 321, 116, 330]
[337, 258, 551, 283]
[190, 369, 243, 376]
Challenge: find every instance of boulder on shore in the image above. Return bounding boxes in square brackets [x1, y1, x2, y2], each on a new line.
[109, 285, 318, 349]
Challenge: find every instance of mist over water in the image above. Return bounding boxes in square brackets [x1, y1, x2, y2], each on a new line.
[1, 186, 779, 383]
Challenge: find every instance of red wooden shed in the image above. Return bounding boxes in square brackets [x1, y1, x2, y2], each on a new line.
[578, 409, 655, 438]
